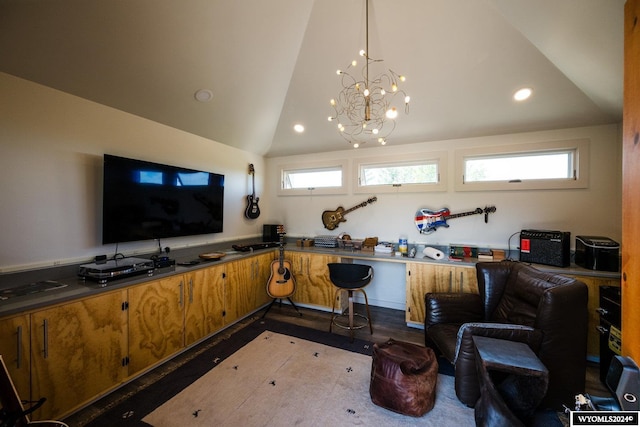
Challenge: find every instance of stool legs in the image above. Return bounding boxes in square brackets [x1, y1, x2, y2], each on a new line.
[330, 287, 373, 342]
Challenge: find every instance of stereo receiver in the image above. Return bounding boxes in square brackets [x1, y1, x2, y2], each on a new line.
[519, 229, 570, 267]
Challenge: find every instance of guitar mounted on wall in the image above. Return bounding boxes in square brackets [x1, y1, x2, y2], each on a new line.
[266, 226, 296, 299]
[322, 196, 377, 230]
[244, 163, 260, 219]
[414, 205, 496, 234]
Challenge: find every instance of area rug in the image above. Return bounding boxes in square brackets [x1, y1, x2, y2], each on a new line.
[82, 318, 474, 427]
[142, 331, 473, 426]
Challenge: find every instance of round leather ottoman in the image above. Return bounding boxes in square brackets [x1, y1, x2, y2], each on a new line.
[369, 338, 438, 417]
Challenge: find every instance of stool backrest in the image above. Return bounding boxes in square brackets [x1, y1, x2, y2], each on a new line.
[327, 263, 373, 289]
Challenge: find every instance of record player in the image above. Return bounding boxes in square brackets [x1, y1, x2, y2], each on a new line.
[78, 257, 155, 286]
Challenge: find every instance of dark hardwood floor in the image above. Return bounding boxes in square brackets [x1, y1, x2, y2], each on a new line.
[64, 303, 608, 426]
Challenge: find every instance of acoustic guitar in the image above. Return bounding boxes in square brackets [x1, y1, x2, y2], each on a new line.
[322, 196, 377, 230]
[266, 226, 296, 298]
[414, 205, 496, 234]
[244, 164, 260, 219]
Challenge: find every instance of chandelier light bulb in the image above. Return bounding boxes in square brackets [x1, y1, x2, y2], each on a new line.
[391, 83, 398, 92]
[352, 60, 357, 67]
[330, 99, 336, 106]
[380, 89, 386, 96]
[379, 138, 386, 145]
[372, 128, 379, 135]
[359, 50, 366, 57]
[363, 88, 370, 97]
[328, 116, 333, 121]
[386, 107, 398, 119]
[336, 69, 342, 75]
[399, 75, 406, 82]
[405, 96, 411, 103]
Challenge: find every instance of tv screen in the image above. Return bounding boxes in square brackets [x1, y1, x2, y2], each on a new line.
[102, 154, 224, 244]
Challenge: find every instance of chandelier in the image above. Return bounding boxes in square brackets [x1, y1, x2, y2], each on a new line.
[328, 0, 410, 148]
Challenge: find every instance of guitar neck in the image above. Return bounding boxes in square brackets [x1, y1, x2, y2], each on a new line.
[342, 201, 368, 215]
[448, 210, 482, 220]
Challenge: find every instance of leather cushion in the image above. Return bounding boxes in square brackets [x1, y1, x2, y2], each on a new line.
[370, 338, 439, 417]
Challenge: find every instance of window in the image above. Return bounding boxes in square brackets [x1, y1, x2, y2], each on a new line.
[278, 160, 348, 195]
[455, 139, 589, 191]
[355, 152, 447, 193]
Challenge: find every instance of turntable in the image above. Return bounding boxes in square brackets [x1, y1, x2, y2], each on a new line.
[78, 257, 154, 286]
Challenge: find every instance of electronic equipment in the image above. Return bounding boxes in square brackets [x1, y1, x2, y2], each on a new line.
[102, 154, 224, 244]
[231, 242, 279, 252]
[589, 356, 640, 412]
[150, 255, 176, 269]
[575, 236, 620, 272]
[263, 224, 282, 242]
[519, 229, 570, 267]
[78, 257, 155, 286]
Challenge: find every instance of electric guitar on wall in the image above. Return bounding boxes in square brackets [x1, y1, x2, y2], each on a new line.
[322, 196, 377, 230]
[414, 205, 496, 234]
[266, 226, 296, 299]
[244, 163, 260, 219]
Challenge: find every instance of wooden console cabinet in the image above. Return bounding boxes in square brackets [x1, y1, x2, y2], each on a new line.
[405, 262, 478, 325]
[1, 251, 275, 421]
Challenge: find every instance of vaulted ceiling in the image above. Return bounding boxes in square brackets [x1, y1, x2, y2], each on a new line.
[0, 0, 624, 157]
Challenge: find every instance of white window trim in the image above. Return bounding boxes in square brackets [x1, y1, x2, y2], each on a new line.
[277, 159, 349, 196]
[354, 151, 448, 194]
[454, 139, 589, 192]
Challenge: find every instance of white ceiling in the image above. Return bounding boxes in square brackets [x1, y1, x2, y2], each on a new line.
[0, 0, 625, 158]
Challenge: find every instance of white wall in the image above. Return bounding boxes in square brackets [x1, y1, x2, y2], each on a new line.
[0, 73, 268, 272]
[265, 124, 622, 253]
[0, 71, 623, 279]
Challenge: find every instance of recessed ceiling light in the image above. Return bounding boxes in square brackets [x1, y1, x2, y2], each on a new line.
[293, 124, 305, 133]
[513, 87, 532, 101]
[194, 89, 213, 102]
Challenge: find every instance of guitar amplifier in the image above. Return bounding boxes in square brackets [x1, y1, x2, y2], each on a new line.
[519, 229, 571, 267]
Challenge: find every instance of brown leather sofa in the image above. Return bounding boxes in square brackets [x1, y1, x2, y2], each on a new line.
[424, 260, 588, 410]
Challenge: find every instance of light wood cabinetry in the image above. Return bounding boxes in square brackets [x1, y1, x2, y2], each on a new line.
[0, 314, 30, 402]
[286, 252, 339, 309]
[128, 275, 185, 375]
[565, 274, 621, 359]
[405, 262, 478, 324]
[30, 289, 128, 420]
[184, 264, 225, 346]
[224, 252, 274, 324]
[622, 0, 640, 361]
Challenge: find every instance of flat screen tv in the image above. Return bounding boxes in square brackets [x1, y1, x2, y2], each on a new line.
[102, 154, 224, 244]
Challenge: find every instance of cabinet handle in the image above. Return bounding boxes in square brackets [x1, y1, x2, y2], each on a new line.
[449, 271, 453, 292]
[179, 281, 184, 306]
[596, 307, 609, 316]
[42, 319, 49, 359]
[189, 279, 194, 304]
[596, 325, 609, 335]
[16, 325, 22, 369]
[460, 272, 464, 292]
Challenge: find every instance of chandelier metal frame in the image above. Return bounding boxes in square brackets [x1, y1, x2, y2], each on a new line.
[329, 0, 410, 148]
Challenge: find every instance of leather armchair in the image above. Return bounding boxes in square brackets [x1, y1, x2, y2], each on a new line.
[424, 261, 588, 410]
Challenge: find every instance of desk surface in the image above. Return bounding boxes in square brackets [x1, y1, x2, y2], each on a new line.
[473, 336, 548, 377]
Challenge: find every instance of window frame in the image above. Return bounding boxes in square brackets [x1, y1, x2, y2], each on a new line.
[354, 152, 448, 194]
[277, 159, 348, 196]
[454, 139, 589, 191]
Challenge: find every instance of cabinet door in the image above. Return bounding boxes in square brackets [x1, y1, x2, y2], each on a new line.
[128, 275, 185, 375]
[31, 290, 128, 420]
[565, 274, 620, 359]
[0, 314, 30, 403]
[185, 265, 225, 346]
[287, 252, 339, 309]
[405, 262, 478, 324]
[224, 252, 274, 324]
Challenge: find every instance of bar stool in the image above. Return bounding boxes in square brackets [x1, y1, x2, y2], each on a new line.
[328, 263, 374, 342]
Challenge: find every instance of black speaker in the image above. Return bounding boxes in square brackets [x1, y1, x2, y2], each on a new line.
[519, 229, 570, 267]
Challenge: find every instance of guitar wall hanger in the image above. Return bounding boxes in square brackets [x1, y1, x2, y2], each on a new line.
[414, 205, 496, 234]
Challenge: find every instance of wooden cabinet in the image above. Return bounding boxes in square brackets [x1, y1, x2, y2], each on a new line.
[224, 252, 274, 324]
[405, 262, 478, 324]
[184, 264, 225, 346]
[287, 252, 339, 309]
[564, 274, 620, 359]
[622, 0, 640, 361]
[30, 290, 128, 420]
[128, 275, 185, 375]
[0, 314, 30, 402]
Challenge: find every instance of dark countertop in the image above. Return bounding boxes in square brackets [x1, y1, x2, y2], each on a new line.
[0, 239, 620, 318]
